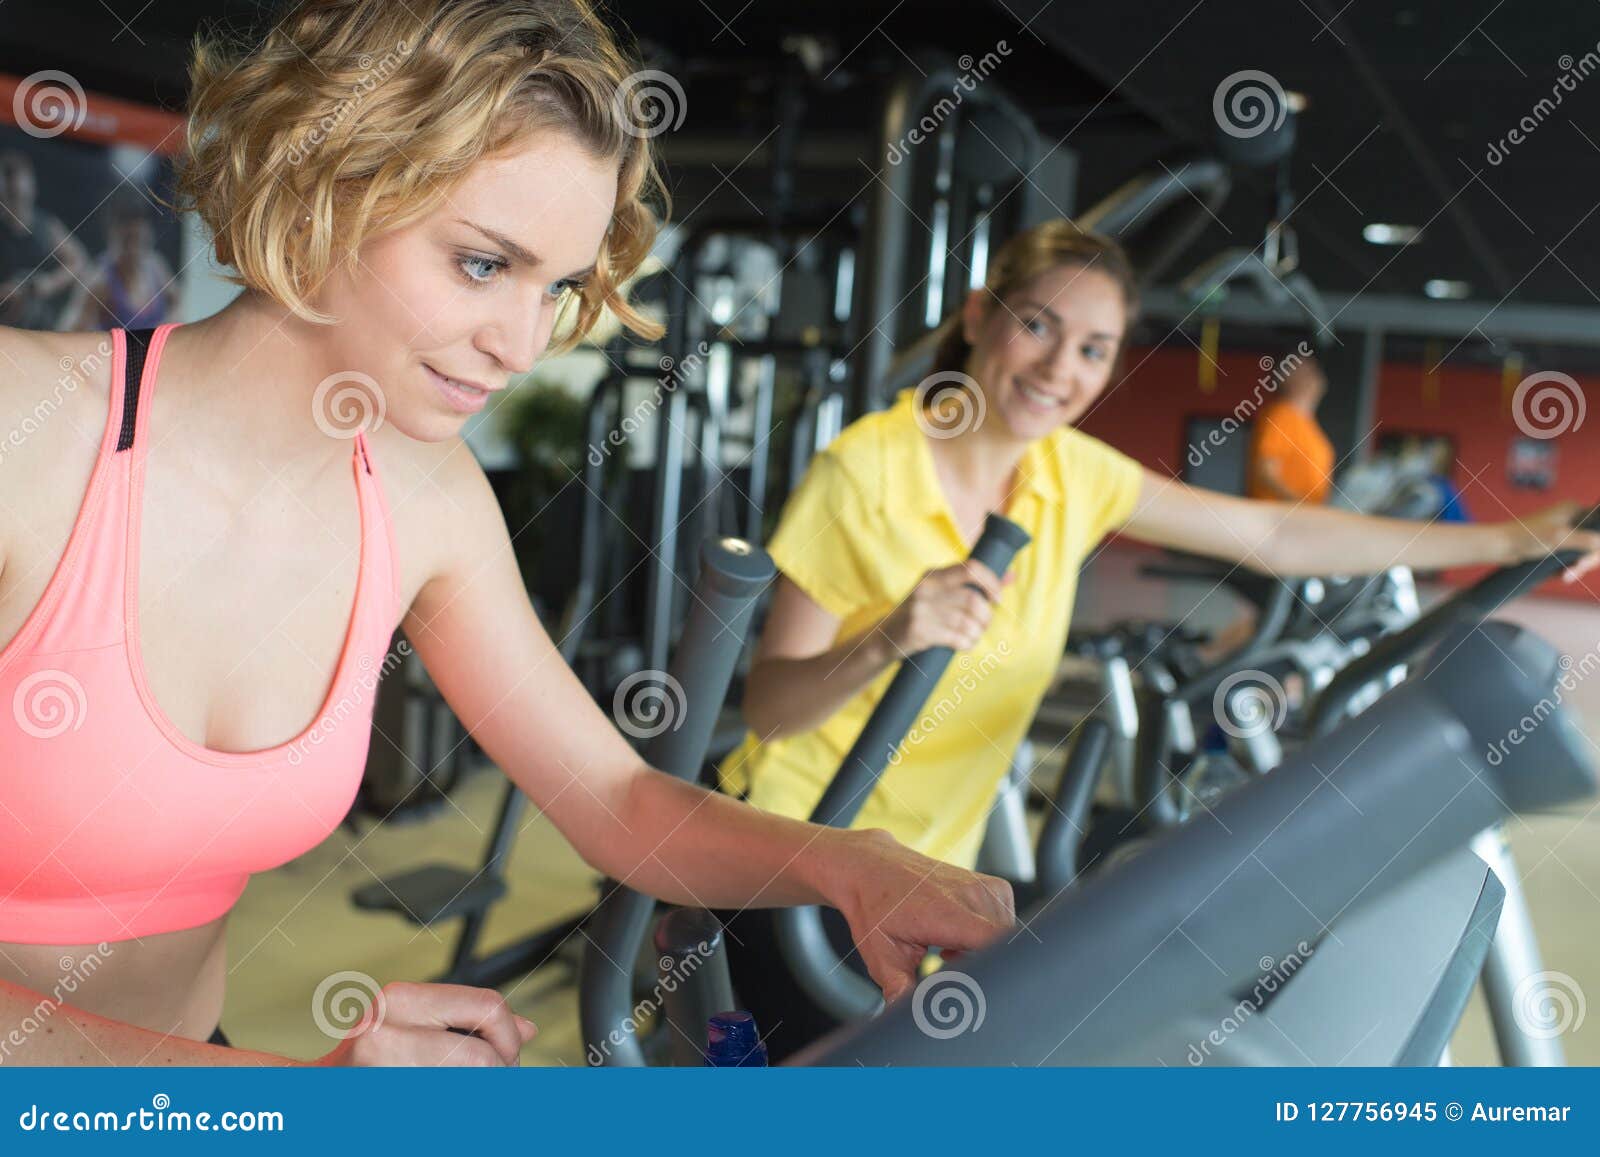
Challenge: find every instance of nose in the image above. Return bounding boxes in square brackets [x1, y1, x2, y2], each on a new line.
[479, 289, 556, 376]
[1041, 336, 1080, 385]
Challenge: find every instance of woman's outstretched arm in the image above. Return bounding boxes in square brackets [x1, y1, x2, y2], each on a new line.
[1123, 468, 1600, 581]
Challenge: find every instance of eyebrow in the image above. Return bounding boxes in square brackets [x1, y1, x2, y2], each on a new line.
[1013, 298, 1121, 342]
[455, 218, 596, 280]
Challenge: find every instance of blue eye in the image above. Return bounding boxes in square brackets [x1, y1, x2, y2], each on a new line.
[1024, 317, 1049, 337]
[547, 277, 588, 302]
[1083, 344, 1110, 362]
[457, 253, 507, 286]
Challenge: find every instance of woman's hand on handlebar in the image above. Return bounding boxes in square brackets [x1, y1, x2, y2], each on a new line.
[313, 982, 537, 1067]
[1504, 501, 1600, 582]
[822, 828, 1015, 1003]
[873, 561, 1009, 660]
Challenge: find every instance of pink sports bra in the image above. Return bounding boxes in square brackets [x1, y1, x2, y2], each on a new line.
[0, 323, 402, 945]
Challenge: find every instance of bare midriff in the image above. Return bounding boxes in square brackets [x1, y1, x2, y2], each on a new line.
[0, 916, 228, 1047]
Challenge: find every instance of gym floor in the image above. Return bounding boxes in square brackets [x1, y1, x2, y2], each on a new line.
[220, 561, 1600, 1066]
[221, 766, 592, 1066]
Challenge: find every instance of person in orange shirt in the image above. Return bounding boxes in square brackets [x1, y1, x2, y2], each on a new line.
[1205, 349, 1334, 670]
[1246, 353, 1335, 503]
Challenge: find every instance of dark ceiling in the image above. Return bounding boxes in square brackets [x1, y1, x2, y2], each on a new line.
[1014, 0, 1600, 310]
[6, 0, 1600, 326]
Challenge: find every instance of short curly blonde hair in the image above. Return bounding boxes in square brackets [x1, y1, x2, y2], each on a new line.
[175, 0, 665, 349]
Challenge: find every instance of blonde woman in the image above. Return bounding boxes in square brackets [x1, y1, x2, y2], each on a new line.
[0, 0, 1014, 1066]
[720, 218, 1600, 1056]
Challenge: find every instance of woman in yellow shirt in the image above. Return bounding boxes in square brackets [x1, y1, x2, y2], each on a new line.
[718, 217, 1600, 1056]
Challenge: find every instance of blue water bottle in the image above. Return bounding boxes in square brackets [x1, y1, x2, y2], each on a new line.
[704, 1011, 768, 1067]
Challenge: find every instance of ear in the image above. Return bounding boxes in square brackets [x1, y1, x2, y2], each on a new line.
[960, 287, 990, 346]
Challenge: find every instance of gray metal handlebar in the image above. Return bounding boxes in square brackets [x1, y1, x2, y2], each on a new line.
[579, 537, 774, 1066]
[773, 514, 1032, 1022]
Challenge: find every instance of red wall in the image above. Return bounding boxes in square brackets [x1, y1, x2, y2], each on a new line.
[1076, 344, 1600, 601]
[0, 73, 186, 154]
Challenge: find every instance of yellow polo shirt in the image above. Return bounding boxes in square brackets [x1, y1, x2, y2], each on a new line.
[719, 387, 1145, 869]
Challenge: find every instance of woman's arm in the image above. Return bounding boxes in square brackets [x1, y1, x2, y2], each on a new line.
[0, 975, 536, 1067]
[1124, 468, 1600, 581]
[740, 576, 895, 738]
[743, 560, 1004, 740]
[399, 450, 1012, 999]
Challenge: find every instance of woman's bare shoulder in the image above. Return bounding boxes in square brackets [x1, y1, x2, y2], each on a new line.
[0, 326, 115, 438]
[363, 424, 501, 594]
[0, 328, 117, 563]
[364, 422, 477, 510]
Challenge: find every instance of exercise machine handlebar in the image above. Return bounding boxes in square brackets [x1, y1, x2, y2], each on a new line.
[772, 514, 1031, 1022]
[579, 536, 775, 1066]
[810, 514, 1033, 825]
[1035, 717, 1113, 892]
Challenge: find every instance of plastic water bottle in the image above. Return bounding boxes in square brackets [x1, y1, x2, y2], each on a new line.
[704, 1010, 768, 1067]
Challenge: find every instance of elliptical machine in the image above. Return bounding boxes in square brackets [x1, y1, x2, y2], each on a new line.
[578, 529, 1598, 1065]
[799, 616, 1596, 1066]
[1066, 506, 1600, 1065]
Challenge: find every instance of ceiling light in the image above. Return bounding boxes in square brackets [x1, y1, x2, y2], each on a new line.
[1286, 91, 1308, 112]
[1423, 279, 1471, 300]
[1363, 223, 1423, 245]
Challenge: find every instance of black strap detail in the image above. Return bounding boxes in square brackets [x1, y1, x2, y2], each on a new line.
[116, 328, 156, 452]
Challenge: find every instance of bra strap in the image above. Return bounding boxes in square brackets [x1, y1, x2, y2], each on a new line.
[115, 328, 157, 453]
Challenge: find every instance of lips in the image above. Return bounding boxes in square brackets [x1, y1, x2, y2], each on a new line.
[1016, 379, 1068, 409]
[426, 365, 493, 395]
[424, 363, 498, 415]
